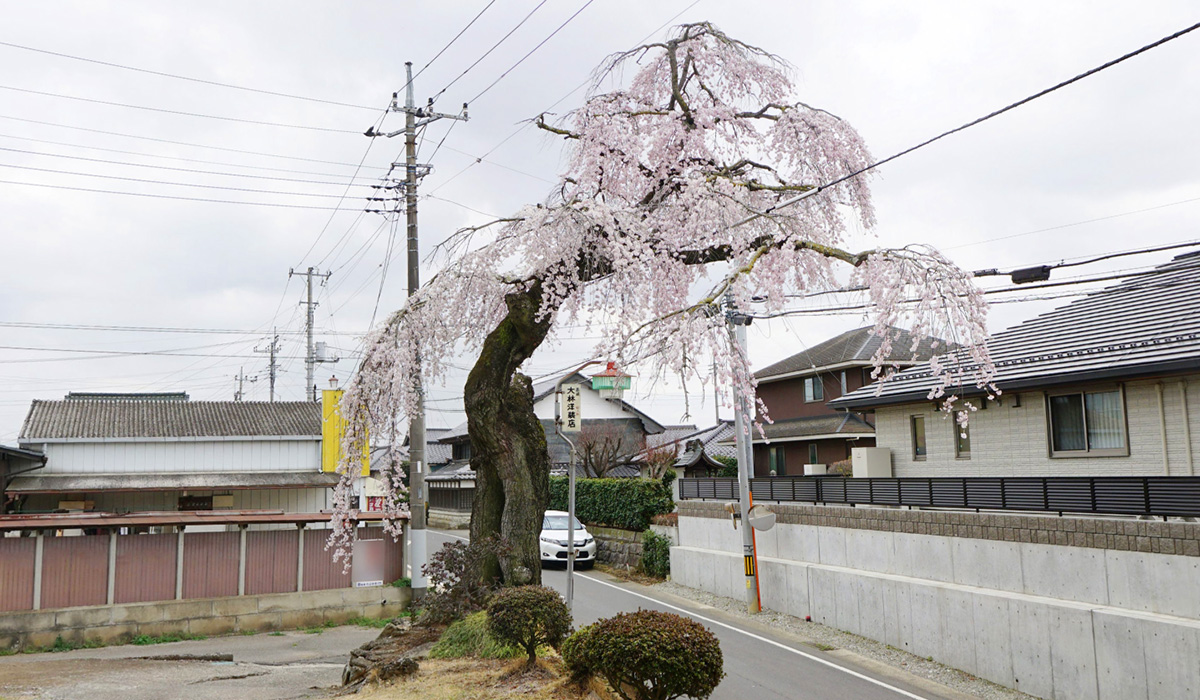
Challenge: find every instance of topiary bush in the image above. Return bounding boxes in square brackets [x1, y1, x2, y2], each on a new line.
[562, 610, 724, 700]
[548, 477, 674, 531]
[640, 530, 672, 579]
[486, 585, 572, 666]
[428, 611, 523, 660]
[419, 535, 513, 625]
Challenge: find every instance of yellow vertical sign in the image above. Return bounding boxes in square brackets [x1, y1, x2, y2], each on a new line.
[322, 389, 369, 476]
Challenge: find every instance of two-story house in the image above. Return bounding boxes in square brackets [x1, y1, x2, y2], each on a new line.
[751, 327, 938, 476]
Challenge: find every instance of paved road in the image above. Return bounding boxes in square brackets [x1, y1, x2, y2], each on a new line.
[0, 626, 377, 700]
[429, 529, 958, 700]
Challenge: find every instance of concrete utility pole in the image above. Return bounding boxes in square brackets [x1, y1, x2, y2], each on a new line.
[725, 295, 760, 614]
[255, 329, 280, 402]
[289, 267, 332, 401]
[234, 367, 256, 401]
[372, 63, 468, 602]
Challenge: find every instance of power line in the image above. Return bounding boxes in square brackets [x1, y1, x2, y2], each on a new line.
[0, 178, 349, 210]
[0, 131, 388, 179]
[0, 161, 363, 198]
[406, 0, 500, 93]
[432, 0, 549, 101]
[0, 114, 389, 168]
[0, 85, 362, 134]
[0, 40, 379, 111]
[466, 0, 596, 105]
[0, 144, 376, 187]
[0, 321, 366, 335]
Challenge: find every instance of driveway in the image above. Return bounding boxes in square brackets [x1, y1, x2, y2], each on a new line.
[0, 626, 379, 700]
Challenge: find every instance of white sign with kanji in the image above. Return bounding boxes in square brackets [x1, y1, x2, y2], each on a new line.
[561, 384, 583, 433]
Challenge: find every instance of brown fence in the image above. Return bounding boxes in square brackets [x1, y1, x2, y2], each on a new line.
[0, 524, 402, 613]
[0, 537, 35, 612]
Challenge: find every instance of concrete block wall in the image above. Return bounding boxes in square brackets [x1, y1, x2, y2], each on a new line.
[590, 526, 644, 569]
[672, 502, 1200, 699]
[0, 586, 409, 651]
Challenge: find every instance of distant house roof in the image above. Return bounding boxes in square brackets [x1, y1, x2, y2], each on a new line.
[832, 251, 1200, 410]
[755, 326, 942, 382]
[646, 425, 698, 449]
[427, 460, 476, 482]
[19, 399, 321, 441]
[6, 471, 339, 494]
[747, 414, 875, 442]
[389, 428, 454, 467]
[633, 421, 736, 469]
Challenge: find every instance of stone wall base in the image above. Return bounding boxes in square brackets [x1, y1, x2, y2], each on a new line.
[0, 586, 411, 651]
[589, 526, 644, 570]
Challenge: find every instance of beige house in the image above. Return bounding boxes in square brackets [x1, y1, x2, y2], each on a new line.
[832, 252, 1200, 477]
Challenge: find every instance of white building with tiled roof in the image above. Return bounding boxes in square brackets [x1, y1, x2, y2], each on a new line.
[8, 393, 338, 517]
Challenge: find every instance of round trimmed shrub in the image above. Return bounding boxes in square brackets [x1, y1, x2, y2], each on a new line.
[486, 585, 572, 665]
[563, 610, 724, 700]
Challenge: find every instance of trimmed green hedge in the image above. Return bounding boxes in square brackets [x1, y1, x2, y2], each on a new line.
[548, 477, 674, 531]
[641, 530, 671, 579]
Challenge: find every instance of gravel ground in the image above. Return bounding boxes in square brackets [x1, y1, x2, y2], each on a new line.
[652, 581, 1042, 700]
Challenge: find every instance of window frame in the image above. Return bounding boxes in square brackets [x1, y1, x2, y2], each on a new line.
[767, 446, 785, 476]
[1044, 385, 1130, 458]
[911, 415, 927, 461]
[807, 443, 819, 465]
[954, 421, 971, 459]
[803, 376, 824, 403]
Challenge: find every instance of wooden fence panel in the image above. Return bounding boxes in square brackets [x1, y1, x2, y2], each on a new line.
[114, 533, 177, 604]
[182, 531, 239, 599]
[302, 528, 351, 591]
[245, 529, 298, 595]
[41, 534, 108, 609]
[0, 537, 36, 612]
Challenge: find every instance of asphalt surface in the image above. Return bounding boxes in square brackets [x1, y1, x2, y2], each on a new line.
[429, 528, 961, 700]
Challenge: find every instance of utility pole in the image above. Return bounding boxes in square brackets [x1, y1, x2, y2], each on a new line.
[289, 267, 333, 401]
[255, 329, 280, 402]
[368, 63, 468, 602]
[725, 294, 760, 614]
[234, 367, 256, 402]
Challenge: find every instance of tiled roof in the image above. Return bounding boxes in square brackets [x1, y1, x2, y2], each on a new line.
[633, 421, 736, 468]
[647, 425, 698, 449]
[20, 400, 321, 440]
[755, 326, 943, 381]
[751, 414, 875, 441]
[832, 252, 1200, 409]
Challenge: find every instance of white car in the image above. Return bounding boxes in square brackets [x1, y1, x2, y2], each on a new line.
[540, 510, 597, 569]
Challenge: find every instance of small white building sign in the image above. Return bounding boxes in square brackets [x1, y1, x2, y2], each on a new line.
[562, 384, 583, 433]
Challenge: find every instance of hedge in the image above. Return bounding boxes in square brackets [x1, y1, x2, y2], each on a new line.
[548, 476, 674, 531]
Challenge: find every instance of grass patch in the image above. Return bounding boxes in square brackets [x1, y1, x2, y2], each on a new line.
[809, 642, 837, 652]
[130, 633, 206, 646]
[20, 636, 107, 654]
[347, 616, 394, 628]
[269, 631, 285, 637]
[428, 611, 522, 660]
[391, 577, 412, 588]
[304, 620, 339, 634]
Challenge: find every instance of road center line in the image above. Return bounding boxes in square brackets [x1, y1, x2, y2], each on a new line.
[427, 529, 930, 700]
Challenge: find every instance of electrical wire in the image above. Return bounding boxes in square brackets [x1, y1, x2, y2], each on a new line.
[0, 178, 349, 210]
[0, 114, 388, 169]
[0, 145, 376, 188]
[0, 321, 367, 335]
[465, 0, 596, 105]
[0, 84, 362, 134]
[0, 40, 379, 111]
[406, 0, 500, 93]
[432, 0, 549, 101]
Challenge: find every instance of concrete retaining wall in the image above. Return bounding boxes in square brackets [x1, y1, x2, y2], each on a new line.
[0, 585, 410, 651]
[672, 502, 1200, 700]
[427, 507, 471, 530]
[589, 526, 644, 569]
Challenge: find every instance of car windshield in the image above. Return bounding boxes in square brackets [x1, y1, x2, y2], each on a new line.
[542, 515, 584, 530]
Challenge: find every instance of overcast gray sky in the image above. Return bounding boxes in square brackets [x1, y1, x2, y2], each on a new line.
[2, 1, 1199, 441]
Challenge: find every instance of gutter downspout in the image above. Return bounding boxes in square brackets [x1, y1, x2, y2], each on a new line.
[1157, 382, 1170, 475]
[1183, 379, 1194, 476]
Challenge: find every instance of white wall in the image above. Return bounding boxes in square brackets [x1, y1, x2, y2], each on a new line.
[533, 388, 634, 421]
[38, 439, 321, 475]
[874, 375, 1200, 476]
[673, 514, 1200, 700]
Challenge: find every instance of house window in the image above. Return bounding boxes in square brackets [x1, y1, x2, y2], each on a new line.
[1047, 388, 1128, 456]
[840, 371, 848, 396]
[768, 446, 785, 476]
[452, 442, 471, 461]
[804, 376, 824, 402]
[911, 416, 927, 460]
[955, 423, 971, 459]
[807, 443, 819, 464]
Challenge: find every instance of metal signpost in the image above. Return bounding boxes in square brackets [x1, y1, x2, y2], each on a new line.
[557, 382, 582, 611]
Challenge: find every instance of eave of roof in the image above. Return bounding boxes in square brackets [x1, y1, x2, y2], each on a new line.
[0, 509, 401, 533]
[6, 471, 340, 494]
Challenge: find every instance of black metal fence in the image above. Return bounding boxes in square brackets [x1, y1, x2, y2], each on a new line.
[678, 476, 1200, 518]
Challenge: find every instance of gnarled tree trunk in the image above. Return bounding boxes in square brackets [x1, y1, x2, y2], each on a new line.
[464, 282, 554, 585]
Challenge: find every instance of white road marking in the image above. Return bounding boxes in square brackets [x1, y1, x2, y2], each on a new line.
[427, 529, 930, 699]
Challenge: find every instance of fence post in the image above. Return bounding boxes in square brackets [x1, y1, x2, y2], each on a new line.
[32, 530, 44, 611]
[107, 530, 117, 605]
[175, 527, 185, 600]
[296, 524, 306, 593]
[237, 525, 248, 596]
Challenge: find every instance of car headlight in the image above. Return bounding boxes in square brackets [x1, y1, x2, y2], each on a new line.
[540, 536, 556, 544]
